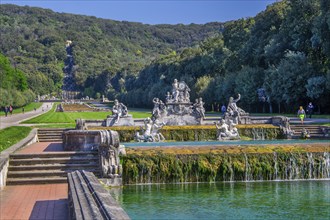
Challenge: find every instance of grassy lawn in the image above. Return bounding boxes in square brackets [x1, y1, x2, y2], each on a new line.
[0, 126, 32, 152]
[22, 104, 152, 124]
[0, 102, 42, 116]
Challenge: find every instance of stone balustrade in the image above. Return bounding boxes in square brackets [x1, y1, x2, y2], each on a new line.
[68, 170, 130, 220]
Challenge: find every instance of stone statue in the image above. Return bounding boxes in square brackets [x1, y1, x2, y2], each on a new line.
[135, 117, 166, 142]
[75, 118, 87, 130]
[192, 98, 206, 119]
[112, 99, 128, 124]
[214, 119, 240, 140]
[135, 117, 154, 142]
[151, 119, 166, 142]
[227, 94, 245, 115]
[172, 79, 180, 102]
[165, 92, 173, 103]
[226, 94, 248, 124]
[152, 97, 161, 119]
[152, 98, 167, 121]
[301, 128, 310, 139]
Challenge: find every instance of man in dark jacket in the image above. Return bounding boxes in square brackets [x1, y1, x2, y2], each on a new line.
[306, 102, 314, 119]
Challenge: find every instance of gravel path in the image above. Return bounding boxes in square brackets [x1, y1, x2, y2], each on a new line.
[0, 103, 53, 130]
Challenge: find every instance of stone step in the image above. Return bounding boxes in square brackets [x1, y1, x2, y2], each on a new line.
[38, 136, 63, 142]
[9, 163, 99, 171]
[291, 127, 321, 130]
[7, 149, 102, 185]
[38, 139, 63, 142]
[11, 151, 98, 159]
[38, 134, 63, 137]
[38, 128, 66, 131]
[37, 132, 64, 136]
[291, 135, 328, 139]
[290, 126, 322, 129]
[294, 130, 323, 135]
[8, 169, 100, 178]
[37, 128, 65, 142]
[6, 177, 68, 185]
[9, 157, 98, 166]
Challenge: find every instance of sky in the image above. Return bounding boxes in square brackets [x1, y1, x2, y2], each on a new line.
[1, 0, 278, 25]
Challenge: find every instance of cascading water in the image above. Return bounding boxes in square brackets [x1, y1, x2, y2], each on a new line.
[62, 40, 79, 100]
[307, 153, 314, 179]
[122, 152, 330, 184]
[273, 152, 279, 180]
[244, 153, 252, 181]
[322, 152, 330, 177]
[251, 128, 266, 140]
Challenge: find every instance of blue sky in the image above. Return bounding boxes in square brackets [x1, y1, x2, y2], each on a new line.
[1, 0, 277, 25]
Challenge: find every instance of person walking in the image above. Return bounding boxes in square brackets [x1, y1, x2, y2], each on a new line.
[9, 105, 13, 116]
[221, 104, 226, 116]
[4, 106, 8, 117]
[297, 106, 306, 124]
[306, 102, 314, 119]
[22, 107, 25, 114]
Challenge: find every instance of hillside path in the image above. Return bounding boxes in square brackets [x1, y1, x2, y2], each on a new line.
[0, 102, 53, 130]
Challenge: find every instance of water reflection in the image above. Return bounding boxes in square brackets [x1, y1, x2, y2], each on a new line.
[110, 180, 330, 219]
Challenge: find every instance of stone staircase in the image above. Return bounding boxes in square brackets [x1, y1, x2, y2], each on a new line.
[6, 151, 99, 185]
[290, 124, 328, 139]
[38, 128, 65, 142]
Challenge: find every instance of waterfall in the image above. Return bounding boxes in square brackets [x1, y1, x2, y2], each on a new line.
[307, 153, 314, 179]
[273, 152, 278, 180]
[62, 41, 79, 99]
[122, 152, 330, 184]
[322, 152, 330, 178]
[251, 128, 266, 140]
[244, 153, 252, 181]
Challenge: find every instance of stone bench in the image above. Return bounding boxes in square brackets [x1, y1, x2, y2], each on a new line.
[68, 170, 130, 220]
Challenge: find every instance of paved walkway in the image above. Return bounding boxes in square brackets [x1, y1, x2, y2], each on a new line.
[0, 103, 53, 130]
[0, 142, 68, 220]
[0, 184, 68, 220]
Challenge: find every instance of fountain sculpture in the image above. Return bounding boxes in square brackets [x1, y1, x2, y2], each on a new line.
[106, 99, 134, 126]
[151, 79, 206, 126]
[215, 118, 240, 140]
[135, 118, 166, 142]
[224, 93, 250, 124]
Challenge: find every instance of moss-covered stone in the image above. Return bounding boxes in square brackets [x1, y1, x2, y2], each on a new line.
[121, 144, 330, 184]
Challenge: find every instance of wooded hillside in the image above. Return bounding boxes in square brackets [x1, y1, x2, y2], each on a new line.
[1, 0, 329, 112]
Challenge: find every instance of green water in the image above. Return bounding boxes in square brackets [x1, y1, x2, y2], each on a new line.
[110, 180, 330, 219]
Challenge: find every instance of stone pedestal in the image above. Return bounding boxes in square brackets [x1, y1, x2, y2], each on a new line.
[240, 115, 251, 124]
[162, 115, 200, 126]
[105, 114, 134, 127]
[63, 130, 101, 151]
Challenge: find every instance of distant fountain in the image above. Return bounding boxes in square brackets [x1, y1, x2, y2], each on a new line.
[62, 40, 80, 100]
[151, 79, 205, 126]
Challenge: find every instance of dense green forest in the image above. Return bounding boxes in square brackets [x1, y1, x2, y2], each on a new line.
[0, 53, 35, 107]
[1, 0, 329, 113]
